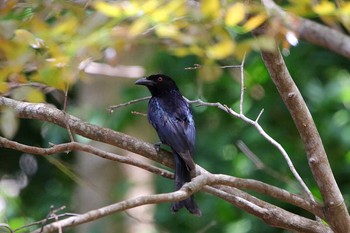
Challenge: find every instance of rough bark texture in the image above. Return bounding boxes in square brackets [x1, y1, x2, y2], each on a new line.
[258, 47, 350, 232]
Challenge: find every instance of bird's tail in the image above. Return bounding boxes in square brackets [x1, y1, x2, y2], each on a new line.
[171, 153, 201, 216]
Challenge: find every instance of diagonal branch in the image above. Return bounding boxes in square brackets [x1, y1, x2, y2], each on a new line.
[188, 98, 314, 202]
[204, 186, 329, 233]
[261, 0, 350, 58]
[253, 37, 350, 231]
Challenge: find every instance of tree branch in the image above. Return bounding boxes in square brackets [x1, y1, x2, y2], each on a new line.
[261, 0, 350, 58]
[188, 98, 314, 202]
[0, 96, 175, 169]
[0, 97, 329, 232]
[31, 173, 328, 233]
[33, 174, 210, 233]
[204, 186, 329, 233]
[0, 134, 323, 218]
[254, 37, 350, 231]
[0, 137, 173, 179]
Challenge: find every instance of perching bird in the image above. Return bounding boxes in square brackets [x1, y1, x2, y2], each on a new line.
[135, 74, 201, 216]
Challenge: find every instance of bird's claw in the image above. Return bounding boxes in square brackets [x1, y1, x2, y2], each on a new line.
[154, 142, 162, 151]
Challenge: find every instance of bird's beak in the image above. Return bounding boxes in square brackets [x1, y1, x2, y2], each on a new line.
[135, 77, 156, 86]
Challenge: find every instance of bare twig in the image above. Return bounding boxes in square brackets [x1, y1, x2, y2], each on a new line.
[40, 206, 66, 233]
[236, 140, 296, 187]
[108, 96, 151, 113]
[0, 136, 174, 180]
[12, 213, 78, 232]
[63, 83, 75, 142]
[131, 111, 148, 117]
[239, 53, 246, 115]
[188, 98, 314, 202]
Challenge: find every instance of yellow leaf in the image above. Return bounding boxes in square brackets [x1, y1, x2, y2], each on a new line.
[189, 45, 205, 57]
[242, 13, 267, 32]
[150, 1, 183, 23]
[155, 24, 179, 38]
[52, 18, 79, 36]
[225, 3, 246, 26]
[0, 82, 9, 93]
[94, 2, 122, 17]
[172, 45, 204, 57]
[172, 47, 191, 57]
[201, 0, 220, 19]
[206, 40, 235, 60]
[27, 88, 45, 103]
[313, 1, 336, 15]
[141, 0, 160, 14]
[339, 3, 350, 30]
[129, 19, 149, 37]
[340, 3, 350, 14]
[14, 29, 36, 46]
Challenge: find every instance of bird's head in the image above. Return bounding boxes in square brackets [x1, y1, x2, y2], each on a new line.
[135, 74, 179, 96]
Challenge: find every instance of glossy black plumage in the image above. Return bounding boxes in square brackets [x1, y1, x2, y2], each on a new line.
[136, 74, 201, 216]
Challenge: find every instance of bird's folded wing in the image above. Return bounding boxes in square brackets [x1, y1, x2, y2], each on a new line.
[150, 111, 196, 171]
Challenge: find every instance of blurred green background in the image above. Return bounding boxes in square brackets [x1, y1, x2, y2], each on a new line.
[0, 1, 349, 233]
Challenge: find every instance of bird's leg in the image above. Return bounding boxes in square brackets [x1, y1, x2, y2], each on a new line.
[154, 142, 162, 151]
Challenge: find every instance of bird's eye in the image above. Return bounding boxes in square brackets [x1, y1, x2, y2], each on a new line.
[157, 76, 163, 82]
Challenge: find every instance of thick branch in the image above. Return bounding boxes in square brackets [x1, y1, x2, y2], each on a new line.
[0, 97, 328, 231]
[0, 96, 175, 169]
[33, 174, 210, 233]
[255, 44, 350, 231]
[204, 186, 329, 233]
[261, 0, 350, 58]
[32, 174, 328, 233]
[0, 135, 323, 218]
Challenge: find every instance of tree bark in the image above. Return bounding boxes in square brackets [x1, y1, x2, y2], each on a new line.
[258, 47, 350, 232]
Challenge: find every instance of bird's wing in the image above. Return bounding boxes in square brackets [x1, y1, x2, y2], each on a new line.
[149, 99, 196, 171]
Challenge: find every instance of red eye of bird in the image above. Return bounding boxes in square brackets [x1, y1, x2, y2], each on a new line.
[157, 76, 163, 82]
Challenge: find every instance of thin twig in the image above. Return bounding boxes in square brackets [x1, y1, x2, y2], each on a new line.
[63, 83, 74, 142]
[108, 96, 151, 113]
[131, 111, 147, 117]
[40, 206, 66, 233]
[188, 98, 314, 201]
[255, 108, 264, 122]
[236, 140, 297, 188]
[13, 213, 78, 232]
[239, 53, 247, 115]
[185, 64, 201, 70]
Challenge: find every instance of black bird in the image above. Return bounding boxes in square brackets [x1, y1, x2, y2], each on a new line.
[135, 74, 201, 216]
